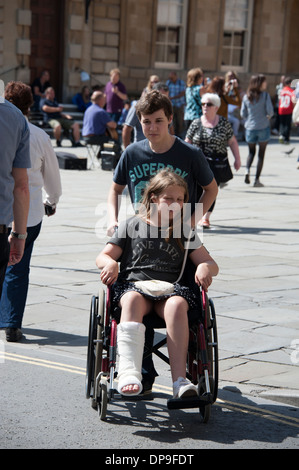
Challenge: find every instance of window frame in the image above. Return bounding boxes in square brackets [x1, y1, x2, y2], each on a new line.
[154, 0, 189, 70]
[221, 0, 254, 73]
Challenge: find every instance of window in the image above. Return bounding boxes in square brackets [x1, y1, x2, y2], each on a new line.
[221, 0, 254, 72]
[155, 0, 188, 69]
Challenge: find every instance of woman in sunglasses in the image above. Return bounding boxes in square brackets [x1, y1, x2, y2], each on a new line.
[185, 93, 241, 228]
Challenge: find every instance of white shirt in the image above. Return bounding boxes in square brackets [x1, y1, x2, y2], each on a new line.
[27, 121, 62, 227]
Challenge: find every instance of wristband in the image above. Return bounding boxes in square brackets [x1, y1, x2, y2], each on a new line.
[11, 231, 27, 240]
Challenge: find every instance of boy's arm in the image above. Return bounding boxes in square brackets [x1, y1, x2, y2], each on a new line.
[107, 182, 126, 235]
[191, 179, 218, 227]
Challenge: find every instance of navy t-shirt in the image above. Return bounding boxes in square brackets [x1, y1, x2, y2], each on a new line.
[113, 137, 213, 209]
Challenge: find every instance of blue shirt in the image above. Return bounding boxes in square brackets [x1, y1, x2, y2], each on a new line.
[166, 79, 186, 108]
[124, 103, 145, 142]
[82, 103, 112, 136]
[0, 100, 31, 225]
[40, 98, 62, 122]
[184, 85, 202, 120]
[72, 93, 91, 112]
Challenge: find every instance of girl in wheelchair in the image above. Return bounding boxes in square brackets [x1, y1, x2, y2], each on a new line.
[96, 169, 218, 399]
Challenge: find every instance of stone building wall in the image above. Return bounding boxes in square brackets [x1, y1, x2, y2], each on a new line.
[0, 0, 298, 101]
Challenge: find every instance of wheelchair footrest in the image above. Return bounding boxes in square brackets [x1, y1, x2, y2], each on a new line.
[167, 393, 213, 410]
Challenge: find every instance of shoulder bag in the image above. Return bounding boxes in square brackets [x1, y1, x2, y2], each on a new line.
[133, 230, 193, 297]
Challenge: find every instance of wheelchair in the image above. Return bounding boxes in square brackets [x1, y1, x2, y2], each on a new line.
[85, 261, 218, 422]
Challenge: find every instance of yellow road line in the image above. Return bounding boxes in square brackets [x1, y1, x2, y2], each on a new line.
[0, 352, 85, 375]
[1, 351, 298, 428]
[215, 398, 299, 428]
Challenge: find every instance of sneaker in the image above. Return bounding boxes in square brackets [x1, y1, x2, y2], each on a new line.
[244, 174, 250, 184]
[73, 142, 84, 148]
[279, 136, 285, 144]
[253, 180, 264, 187]
[5, 328, 22, 342]
[56, 140, 62, 147]
[173, 377, 198, 399]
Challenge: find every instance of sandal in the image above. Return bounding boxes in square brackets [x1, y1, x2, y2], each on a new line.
[199, 218, 210, 229]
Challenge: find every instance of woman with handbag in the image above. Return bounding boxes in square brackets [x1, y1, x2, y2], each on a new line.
[96, 169, 218, 398]
[185, 93, 241, 228]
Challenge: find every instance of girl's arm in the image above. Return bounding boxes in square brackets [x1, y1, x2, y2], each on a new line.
[189, 245, 219, 292]
[96, 243, 123, 286]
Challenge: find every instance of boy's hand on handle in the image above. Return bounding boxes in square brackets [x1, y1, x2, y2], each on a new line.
[106, 223, 118, 237]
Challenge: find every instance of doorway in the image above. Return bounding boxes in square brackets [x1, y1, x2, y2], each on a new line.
[29, 0, 65, 101]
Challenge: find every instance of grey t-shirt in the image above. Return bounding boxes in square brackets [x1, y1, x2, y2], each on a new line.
[113, 137, 213, 209]
[109, 217, 202, 282]
[124, 103, 145, 142]
[0, 100, 31, 225]
[241, 91, 274, 130]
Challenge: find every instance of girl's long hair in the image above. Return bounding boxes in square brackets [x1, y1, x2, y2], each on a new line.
[206, 76, 225, 97]
[186, 67, 203, 87]
[246, 74, 266, 103]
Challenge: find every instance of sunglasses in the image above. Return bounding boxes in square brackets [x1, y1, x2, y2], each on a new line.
[202, 102, 214, 107]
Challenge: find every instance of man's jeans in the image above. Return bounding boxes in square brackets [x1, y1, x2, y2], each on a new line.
[0, 223, 41, 328]
[0, 232, 10, 299]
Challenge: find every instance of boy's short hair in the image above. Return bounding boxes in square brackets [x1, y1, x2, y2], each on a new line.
[135, 89, 173, 120]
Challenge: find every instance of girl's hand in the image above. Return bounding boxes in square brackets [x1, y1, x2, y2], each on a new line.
[195, 263, 213, 292]
[100, 260, 119, 286]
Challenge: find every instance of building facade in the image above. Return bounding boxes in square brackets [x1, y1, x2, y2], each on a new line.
[0, 0, 298, 101]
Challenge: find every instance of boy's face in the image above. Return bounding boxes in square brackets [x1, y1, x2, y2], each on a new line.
[139, 109, 173, 144]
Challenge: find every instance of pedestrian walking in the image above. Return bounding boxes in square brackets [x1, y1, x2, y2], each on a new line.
[241, 74, 274, 187]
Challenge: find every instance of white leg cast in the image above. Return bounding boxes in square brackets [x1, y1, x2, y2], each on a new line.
[117, 322, 145, 396]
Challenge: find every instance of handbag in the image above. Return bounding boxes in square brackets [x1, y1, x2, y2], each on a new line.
[133, 279, 175, 297]
[195, 120, 233, 184]
[207, 154, 233, 184]
[133, 229, 193, 298]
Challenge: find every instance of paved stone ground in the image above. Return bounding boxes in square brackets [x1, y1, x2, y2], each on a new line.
[1, 134, 298, 407]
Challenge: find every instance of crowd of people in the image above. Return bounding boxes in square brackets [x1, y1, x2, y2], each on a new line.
[1, 65, 298, 400]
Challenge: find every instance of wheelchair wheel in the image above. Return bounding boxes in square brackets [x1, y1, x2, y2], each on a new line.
[198, 376, 214, 423]
[86, 294, 98, 400]
[98, 379, 108, 420]
[86, 288, 105, 410]
[207, 298, 218, 403]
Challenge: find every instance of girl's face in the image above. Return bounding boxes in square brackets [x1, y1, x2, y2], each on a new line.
[151, 184, 185, 226]
[140, 109, 173, 144]
[260, 80, 267, 91]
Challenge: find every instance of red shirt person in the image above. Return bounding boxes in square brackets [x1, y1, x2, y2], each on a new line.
[278, 77, 295, 144]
